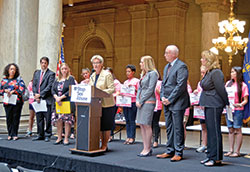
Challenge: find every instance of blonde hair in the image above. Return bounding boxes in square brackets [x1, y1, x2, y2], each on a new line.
[200, 65, 207, 72]
[57, 63, 70, 81]
[201, 50, 220, 71]
[140, 55, 159, 77]
[91, 55, 104, 64]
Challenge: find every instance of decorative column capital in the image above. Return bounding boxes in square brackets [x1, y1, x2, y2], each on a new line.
[155, 0, 189, 17]
[195, 0, 229, 13]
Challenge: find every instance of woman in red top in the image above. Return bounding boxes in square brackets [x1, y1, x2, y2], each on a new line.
[0, 63, 25, 141]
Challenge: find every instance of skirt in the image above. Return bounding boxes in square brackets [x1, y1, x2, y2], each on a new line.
[101, 106, 116, 131]
[136, 103, 155, 125]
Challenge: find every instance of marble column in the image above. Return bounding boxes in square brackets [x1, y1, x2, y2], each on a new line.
[196, 0, 230, 78]
[37, 0, 62, 72]
[195, 0, 229, 51]
[129, 4, 147, 69]
[0, 0, 39, 131]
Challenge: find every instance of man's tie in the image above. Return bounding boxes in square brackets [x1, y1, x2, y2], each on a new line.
[167, 64, 172, 77]
[38, 71, 44, 93]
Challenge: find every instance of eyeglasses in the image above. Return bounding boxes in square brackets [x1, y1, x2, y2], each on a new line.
[92, 62, 101, 65]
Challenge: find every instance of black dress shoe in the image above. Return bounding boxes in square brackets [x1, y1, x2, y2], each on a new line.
[44, 137, 50, 142]
[54, 140, 63, 145]
[63, 142, 70, 146]
[200, 158, 210, 164]
[32, 137, 44, 141]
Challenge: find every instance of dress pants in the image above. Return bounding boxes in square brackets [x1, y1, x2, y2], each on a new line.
[123, 103, 137, 139]
[205, 107, 223, 161]
[36, 105, 52, 138]
[164, 107, 185, 157]
[4, 103, 23, 137]
[152, 110, 162, 142]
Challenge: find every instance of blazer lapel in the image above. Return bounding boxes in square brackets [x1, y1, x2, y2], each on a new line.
[163, 59, 179, 85]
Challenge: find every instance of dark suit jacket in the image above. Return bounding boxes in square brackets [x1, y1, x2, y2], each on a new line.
[32, 69, 55, 105]
[199, 68, 229, 108]
[51, 75, 75, 101]
[160, 59, 190, 110]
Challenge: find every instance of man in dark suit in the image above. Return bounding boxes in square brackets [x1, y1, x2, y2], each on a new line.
[156, 45, 190, 162]
[32, 57, 55, 142]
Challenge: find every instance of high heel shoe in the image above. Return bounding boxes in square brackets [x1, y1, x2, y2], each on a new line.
[128, 139, 135, 145]
[63, 141, 70, 146]
[138, 149, 152, 157]
[7, 136, 12, 141]
[53, 140, 63, 145]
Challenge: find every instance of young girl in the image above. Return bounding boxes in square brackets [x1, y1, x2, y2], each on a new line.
[224, 66, 249, 157]
[122, 64, 140, 144]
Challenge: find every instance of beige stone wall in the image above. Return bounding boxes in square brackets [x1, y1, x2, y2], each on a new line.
[63, 0, 250, 89]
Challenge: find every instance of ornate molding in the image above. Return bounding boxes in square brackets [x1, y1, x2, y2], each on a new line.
[195, 0, 229, 13]
[75, 22, 114, 58]
[88, 19, 96, 34]
[155, 0, 189, 17]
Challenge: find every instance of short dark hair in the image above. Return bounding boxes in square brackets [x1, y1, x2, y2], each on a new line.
[126, 64, 136, 72]
[3, 63, 20, 79]
[106, 67, 116, 79]
[40, 56, 49, 64]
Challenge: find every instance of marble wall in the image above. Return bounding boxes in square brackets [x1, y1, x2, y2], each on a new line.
[63, 0, 250, 89]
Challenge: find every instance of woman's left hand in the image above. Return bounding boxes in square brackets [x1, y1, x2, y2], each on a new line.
[55, 97, 62, 105]
[136, 102, 141, 108]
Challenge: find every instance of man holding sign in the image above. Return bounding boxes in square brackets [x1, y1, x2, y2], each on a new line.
[32, 57, 55, 142]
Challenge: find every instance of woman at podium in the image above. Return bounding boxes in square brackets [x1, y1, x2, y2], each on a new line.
[89, 55, 116, 151]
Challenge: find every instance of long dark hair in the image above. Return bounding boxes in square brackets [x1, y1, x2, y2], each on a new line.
[3, 63, 20, 79]
[227, 66, 243, 101]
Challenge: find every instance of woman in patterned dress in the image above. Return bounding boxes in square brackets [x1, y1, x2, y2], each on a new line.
[52, 63, 75, 145]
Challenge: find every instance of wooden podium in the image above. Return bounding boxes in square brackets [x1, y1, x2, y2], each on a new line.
[70, 86, 109, 155]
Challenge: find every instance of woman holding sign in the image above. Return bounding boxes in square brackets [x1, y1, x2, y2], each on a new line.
[51, 63, 75, 145]
[224, 66, 249, 157]
[136, 55, 158, 157]
[122, 64, 140, 145]
[89, 55, 116, 151]
[199, 50, 229, 166]
[0, 63, 25, 141]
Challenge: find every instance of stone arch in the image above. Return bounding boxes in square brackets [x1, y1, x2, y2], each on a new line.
[76, 24, 114, 81]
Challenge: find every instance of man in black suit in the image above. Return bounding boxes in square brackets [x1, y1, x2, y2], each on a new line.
[32, 57, 55, 142]
[156, 45, 190, 162]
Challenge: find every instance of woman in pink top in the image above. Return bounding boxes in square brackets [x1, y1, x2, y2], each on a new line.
[26, 70, 38, 137]
[224, 66, 249, 157]
[106, 67, 121, 141]
[123, 64, 140, 144]
[152, 78, 162, 148]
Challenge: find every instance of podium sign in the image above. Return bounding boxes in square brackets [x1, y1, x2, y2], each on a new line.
[71, 85, 91, 103]
[70, 86, 109, 155]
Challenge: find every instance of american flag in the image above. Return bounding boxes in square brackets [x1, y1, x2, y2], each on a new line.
[56, 35, 65, 77]
[243, 31, 250, 124]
